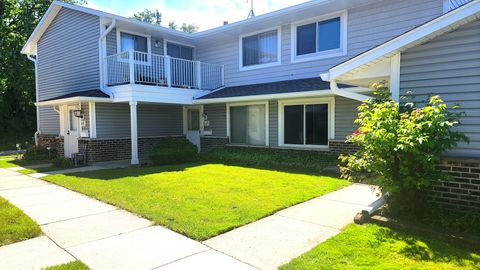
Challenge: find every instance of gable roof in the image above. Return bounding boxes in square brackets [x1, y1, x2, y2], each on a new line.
[36, 89, 111, 106]
[320, 0, 480, 82]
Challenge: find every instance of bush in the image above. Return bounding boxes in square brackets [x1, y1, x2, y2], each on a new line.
[23, 146, 57, 161]
[149, 138, 198, 165]
[52, 157, 75, 169]
[340, 81, 468, 215]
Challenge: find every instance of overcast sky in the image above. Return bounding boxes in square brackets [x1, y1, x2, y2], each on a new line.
[84, 0, 310, 30]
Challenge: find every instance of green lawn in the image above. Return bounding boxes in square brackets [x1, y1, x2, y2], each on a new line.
[280, 224, 480, 270]
[0, 196, 41, 246]
[43, 163, 349, 240]
[0, 154, 49, 169]
[43, 261, 88, 270]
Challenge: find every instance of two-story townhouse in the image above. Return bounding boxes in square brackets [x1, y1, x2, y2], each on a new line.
[22, 0, 480, 211]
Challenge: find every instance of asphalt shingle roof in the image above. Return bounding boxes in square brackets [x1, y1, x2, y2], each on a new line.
[41, 89, 110, 102]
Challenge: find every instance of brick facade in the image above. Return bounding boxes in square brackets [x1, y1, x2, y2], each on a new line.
[200, 136, 229, 152]
[328, 140, 359, 154]
[37, 134, 64, 157]
[430, 158, 480, 212]
[78, 136, 184, 163]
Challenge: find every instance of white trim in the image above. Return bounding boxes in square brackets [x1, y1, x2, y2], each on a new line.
[129, 101, 139, 165]
[278, 97, 335, 149]
[182, 105, 204, 135]
[193, 87, 370, 104]
[329, 81, 371, 102]
[389, 53, 401, 102]
[291, 10, 348, 64]
[321, 0, 480, 81]
[35, 96, 112, 107]
[226, 101, 269, 147]
[88, 101, 97, 138]
[238, 27, 282, 71]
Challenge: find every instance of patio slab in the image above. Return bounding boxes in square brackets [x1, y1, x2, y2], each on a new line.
[68, 226, 209, 270]
[0, 236, 75, 270]
[42, 209, 152, 247]
[156, 250, 257, 270]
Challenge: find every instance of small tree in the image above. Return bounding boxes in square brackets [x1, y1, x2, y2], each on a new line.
[340, 81, 468, 215]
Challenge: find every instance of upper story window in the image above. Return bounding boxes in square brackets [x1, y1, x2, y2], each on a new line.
[166, 42, 194, 60]
[119, 32, 149, 53]
[292, 11, 347, 62]
[240, 28, 281, 71]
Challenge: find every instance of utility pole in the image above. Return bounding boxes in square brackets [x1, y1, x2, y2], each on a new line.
[247, 0, 255, 19]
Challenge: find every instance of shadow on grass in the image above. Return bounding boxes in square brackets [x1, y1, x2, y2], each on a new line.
[373, 226, 480, 266]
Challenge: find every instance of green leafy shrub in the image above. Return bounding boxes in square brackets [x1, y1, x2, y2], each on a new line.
[340, 81, 468, 215]
[23, 146, 57, 161]
[51, 157, 75, 169]
[149, 138, 198, 165]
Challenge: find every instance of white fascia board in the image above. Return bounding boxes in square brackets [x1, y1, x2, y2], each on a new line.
[35, 97, 112, 107]
[323, 0, 480, 81]
[21, 4, 61, 55]
[192, 87, 369, 104]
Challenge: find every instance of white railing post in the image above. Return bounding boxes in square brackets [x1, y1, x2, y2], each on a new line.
[196, 61, 202, 89]
[165, 55, 172, 87]
[221, 65, 225, 86]
[129, 49, 135, 85]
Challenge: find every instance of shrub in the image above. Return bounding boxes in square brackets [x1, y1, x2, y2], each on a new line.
[149, 138, 198, 165]
[340, 81, 468, 215]
[52, 157, 75, 169]
[23, 146, 57, 161]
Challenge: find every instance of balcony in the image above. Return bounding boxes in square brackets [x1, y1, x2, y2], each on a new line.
[104, 50, 224, 91]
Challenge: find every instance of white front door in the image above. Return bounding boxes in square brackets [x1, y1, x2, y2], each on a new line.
[186, 108, 201, 150]
[64, 107, 80, 158]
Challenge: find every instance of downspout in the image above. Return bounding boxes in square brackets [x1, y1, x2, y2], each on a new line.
[329, 80, 371, 103]
[98, 18, 116, 90]
[27, 53, 40, 146]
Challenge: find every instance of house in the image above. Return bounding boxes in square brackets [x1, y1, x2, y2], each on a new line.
[22, 0, 479, 208]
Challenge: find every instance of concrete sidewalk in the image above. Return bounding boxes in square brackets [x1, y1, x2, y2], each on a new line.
[0, 169, 256, 270]
[204, 184, 381, 270]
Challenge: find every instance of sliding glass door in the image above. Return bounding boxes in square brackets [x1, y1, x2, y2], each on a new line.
[283, 103, 329, 146]
[230, 104, 266, 146]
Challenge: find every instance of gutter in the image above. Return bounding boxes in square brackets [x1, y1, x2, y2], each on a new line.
[27, 54, 40, 146]
[329, 80, 371, 102]
[99, 18, 116, 91]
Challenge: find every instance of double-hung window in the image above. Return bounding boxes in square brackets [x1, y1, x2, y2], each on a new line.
[240, 29, 280, 70]
[229, 104, 267, 146]
[293, 12, 346, 61]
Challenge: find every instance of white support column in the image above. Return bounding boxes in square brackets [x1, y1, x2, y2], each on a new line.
[196, 61, 202, 89]
[129, 101, 139, 165]
[390, 53, 401, 102]
[165, 56, 172, 87]
[129, 49, 135, 85]
[88, 102, 96, 138]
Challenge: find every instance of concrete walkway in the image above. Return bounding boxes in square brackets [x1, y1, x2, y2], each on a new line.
[0, 167, 380, 270]
[204, 184, 380, 270]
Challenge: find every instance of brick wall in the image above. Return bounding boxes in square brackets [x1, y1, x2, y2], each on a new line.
[37, 134, 64, 157]
[78, 136, 184, 163]
[200, 136, 229, 152]
[329, 140, 359, 154]
[430, 158, 480, 212]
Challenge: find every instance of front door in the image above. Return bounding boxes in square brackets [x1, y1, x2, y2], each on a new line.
[64, 107, 80, 158]
[186, 108, 201, 151]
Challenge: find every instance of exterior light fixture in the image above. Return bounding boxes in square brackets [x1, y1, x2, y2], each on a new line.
[73, 110, 84, 118]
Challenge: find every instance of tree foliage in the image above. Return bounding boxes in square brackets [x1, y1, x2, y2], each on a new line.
[340, 81, 468, 214]
[132, 9, 199, 33]
[0, 0, 85, 149]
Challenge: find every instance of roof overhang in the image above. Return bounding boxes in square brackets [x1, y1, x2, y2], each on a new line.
[193, 87, 368, 104]
[320, 0, 480, 83]
[35, 96, 112, 107]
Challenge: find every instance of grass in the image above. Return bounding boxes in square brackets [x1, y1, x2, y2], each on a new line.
[42, 261, 88, 270]
[0, 196, 41, 246]
[280, 224, 480, 270]
[43, 163, 349, 240]
[18, 166, 64, 175]
[0, 154, 50, 169]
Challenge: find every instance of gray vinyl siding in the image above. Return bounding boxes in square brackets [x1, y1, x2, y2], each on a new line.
[400, 19, 480, 158]
[196, 0, 443, 87]
[448, 0, 471, 10]
[269, 100, 278, 147]
[95, 103, 183, 138]
[204, 104, 227, 137]
[335, 96, 360, 140]
[106, 28, 164, 56]
[36, 7, 100, 135]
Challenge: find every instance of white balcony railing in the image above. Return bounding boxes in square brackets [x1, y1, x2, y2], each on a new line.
[104, 50, 225, 91]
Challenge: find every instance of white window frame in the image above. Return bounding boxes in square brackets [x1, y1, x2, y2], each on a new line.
[278, 97, 335, 149]
[239, 27, 282, 71]
[226, 101, 269, 146]
[163, 39, 196, 60]
[116, 29, 152, 65]
[291, 10, 347, 63]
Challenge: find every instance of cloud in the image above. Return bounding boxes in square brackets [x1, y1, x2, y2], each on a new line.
[84, 0, 310, 30]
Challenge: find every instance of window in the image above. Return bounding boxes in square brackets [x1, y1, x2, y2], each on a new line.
[282, 102, 330, 147]
[188, 110, 200, 131]
[69, 110, 79, 132]
[167, 42, 194, 60]
[120, 32, 148, 53]
[293, 12, 346, 62]
[241, 29, 280, 69]
[229, 104, 267, 146]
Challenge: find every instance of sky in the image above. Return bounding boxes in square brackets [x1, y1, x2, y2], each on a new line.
[84, 0, 310, 31]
